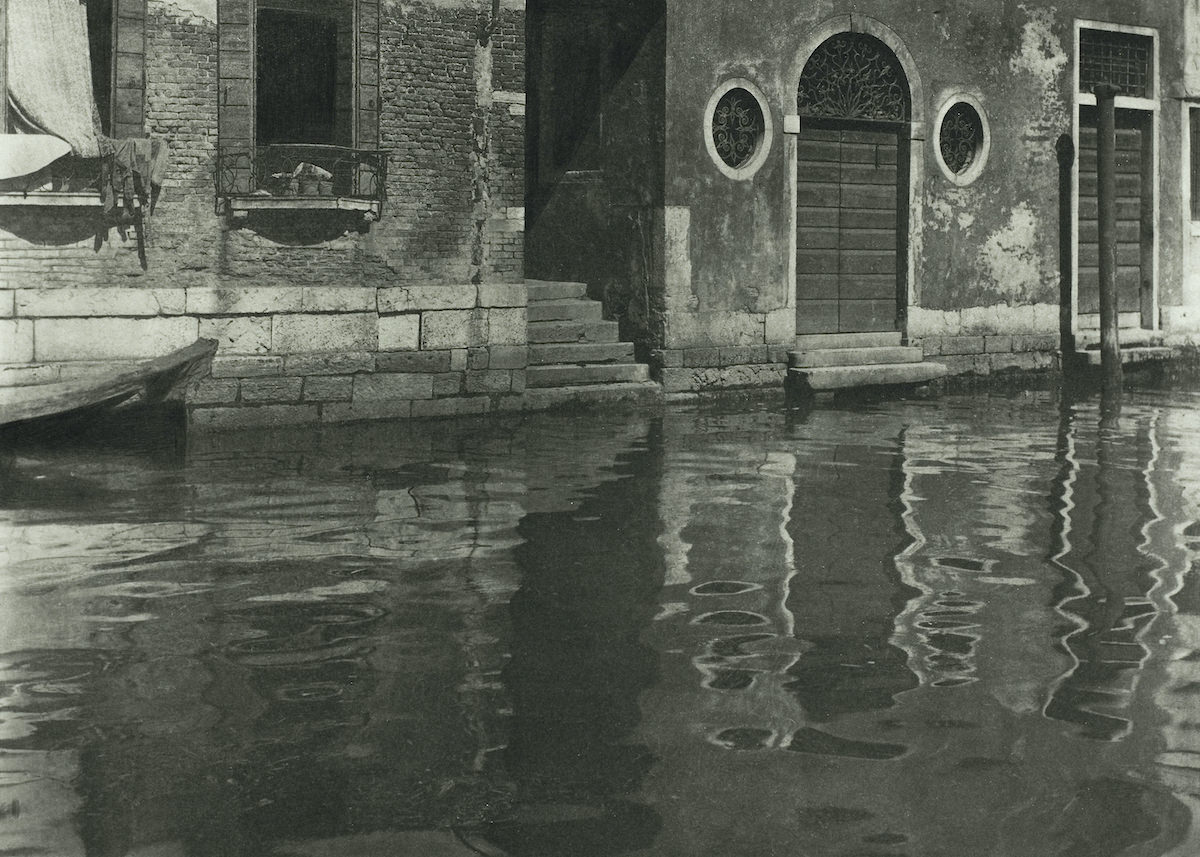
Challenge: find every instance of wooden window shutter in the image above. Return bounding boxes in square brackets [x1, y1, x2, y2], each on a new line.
[112, 0, 146, 138]
[217, 0, 252, 192]
[357, 0, 380, 147]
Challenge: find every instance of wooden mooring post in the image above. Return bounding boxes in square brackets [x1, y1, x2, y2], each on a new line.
[1095, 82, 1123, 397]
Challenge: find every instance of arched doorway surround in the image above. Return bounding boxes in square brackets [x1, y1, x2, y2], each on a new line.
[785, 17, 924, 336]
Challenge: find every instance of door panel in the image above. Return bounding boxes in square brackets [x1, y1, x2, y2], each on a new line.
[1077, 107, 1153, 318]
[797, 123, 904, 333]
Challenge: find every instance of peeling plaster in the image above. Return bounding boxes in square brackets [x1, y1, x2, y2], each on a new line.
[1188, 1, 1200, 93]
[977, 202, 1050, 303]
[910, 303, 1057, 337]
[1008, 6, 1068, 136]
[162, 0, 216, 22]
[1009, 6, 1067, 81]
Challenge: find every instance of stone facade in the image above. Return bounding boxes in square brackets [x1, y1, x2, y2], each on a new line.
[524, 0, 1200, 391]
[4, 282, 528, 428]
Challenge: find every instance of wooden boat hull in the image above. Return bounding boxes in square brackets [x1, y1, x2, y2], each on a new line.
[0, 339, 218, 430]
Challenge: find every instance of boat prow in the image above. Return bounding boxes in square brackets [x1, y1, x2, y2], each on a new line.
[0, 339, 218, 431]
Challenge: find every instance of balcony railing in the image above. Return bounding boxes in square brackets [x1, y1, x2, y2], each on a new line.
[215, 144, 388, 219]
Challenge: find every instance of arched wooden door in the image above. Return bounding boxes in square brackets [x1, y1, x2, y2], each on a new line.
[795, 33, 911, 334]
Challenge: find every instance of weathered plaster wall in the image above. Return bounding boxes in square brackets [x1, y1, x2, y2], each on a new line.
[662, 0, 1185, 349]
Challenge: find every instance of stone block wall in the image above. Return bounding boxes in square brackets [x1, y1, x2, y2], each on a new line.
[913, 334, 1060, 376]
[0, 284, 529, 427]
[650, 345, 789, 394]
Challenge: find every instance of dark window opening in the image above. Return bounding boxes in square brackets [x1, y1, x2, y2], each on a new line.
[87, 0, 113, 135]
[256, 9, 340, 146]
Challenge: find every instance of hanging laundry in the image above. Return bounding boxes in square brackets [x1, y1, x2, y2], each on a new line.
[5, 0, 103, 157]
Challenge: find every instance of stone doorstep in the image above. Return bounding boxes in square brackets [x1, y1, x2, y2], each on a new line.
[1071, 346, 1173, 367]
[794, 331, 904, 350]
[789, 346, 924, 369]
[1075, 328, 1165, 349]
[789, 362, 949, 391]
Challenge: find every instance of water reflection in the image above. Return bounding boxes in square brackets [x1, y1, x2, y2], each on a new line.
[5, 396, 1200, 855]
[1047, 403, 1161, 740]
[784, 431, 919, 730]
[487, 426, 663, 855]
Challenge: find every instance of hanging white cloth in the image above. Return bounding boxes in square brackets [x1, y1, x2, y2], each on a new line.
[6, 0, 103, 158]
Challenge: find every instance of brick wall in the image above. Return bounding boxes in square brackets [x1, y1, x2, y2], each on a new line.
[0, 0, 530, 423]
[0, 0, 525, 292]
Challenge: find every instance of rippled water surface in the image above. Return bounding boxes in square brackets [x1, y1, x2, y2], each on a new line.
[5, 392, 1200, 856]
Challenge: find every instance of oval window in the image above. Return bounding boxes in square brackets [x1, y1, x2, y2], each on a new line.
[935, 97, 989, 185]
[705, 80, 773, 180]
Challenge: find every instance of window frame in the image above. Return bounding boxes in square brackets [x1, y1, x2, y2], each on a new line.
[704, 78, 773, 181]
[931, 93, 990, 186]
[1075, 21, 1158, 112]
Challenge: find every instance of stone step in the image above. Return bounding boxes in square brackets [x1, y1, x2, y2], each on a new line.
[527, 363, 650, 388]
[789, 361, 948, 391]
[790, 346, 923, 368]
[527, 299, 604, 323]
[1078, 312, 1143, 331]
[529, 342, 636, 365]
[1070, 346, 1172, 367]
[527, 279, 588, 301]
[517, 380, 663, 412]
[1075, 328, 1164, 349]
[794, 332, 903, 350]
[528, 320, 620, 344]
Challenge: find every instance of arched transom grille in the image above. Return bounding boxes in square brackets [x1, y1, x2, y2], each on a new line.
[797, 33, 910, 122]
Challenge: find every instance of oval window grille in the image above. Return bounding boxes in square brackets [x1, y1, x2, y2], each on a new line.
[939, 102, 984, 175]
[712, 88, 765, 169]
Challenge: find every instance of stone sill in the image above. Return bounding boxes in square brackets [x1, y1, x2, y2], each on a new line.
[0, 192, 100, 207]
[222, 195, 381, 219]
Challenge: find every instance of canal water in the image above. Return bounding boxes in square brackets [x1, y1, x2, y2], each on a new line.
[3, 391, 1200, 856]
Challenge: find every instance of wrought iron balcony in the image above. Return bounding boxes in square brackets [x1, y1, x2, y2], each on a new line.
[215, 144, 388, 219]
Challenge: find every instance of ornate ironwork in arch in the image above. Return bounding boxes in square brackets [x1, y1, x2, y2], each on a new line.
[797, 33, 910, 122]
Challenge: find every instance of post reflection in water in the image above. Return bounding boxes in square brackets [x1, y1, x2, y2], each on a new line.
[8, 397, 1200, 856]
[1046, 398, 1160, 741]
